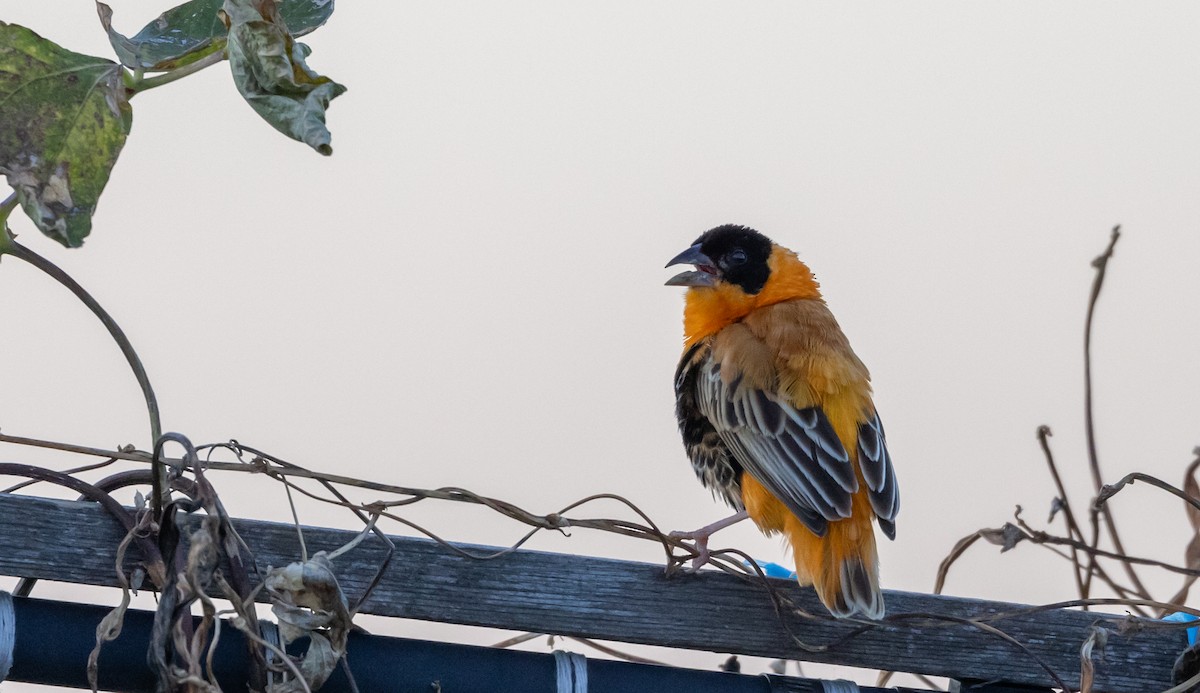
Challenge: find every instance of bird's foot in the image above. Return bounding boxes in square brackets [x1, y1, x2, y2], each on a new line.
[667, 510, 750, 572]
[669, 529, 714, 571]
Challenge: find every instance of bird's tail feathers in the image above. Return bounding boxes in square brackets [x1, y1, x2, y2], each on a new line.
[828, 553, 883, 619]
[787, 512, 884, 619]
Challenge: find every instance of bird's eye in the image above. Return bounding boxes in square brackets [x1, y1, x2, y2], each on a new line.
[725, 248, 748, 267]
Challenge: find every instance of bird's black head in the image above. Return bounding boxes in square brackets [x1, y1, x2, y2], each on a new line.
[665, 224, 774, 295]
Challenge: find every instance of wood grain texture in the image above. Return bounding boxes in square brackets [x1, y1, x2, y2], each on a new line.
[0, 494, 1180, 692]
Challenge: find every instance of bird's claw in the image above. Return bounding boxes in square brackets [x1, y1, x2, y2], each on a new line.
[666, 510, 750, 573]
[669, 529, 714, 571]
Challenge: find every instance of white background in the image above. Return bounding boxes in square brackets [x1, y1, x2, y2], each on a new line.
[2, 2, 1199, 689]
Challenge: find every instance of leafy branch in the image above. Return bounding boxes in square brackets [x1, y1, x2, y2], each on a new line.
[1, 0, 343, 248]
[0, 0, 346, 510]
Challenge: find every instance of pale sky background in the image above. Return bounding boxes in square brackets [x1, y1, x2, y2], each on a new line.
[2, 2, 1200, 690]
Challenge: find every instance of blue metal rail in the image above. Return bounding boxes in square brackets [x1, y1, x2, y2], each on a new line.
[0, 593, 935, 693]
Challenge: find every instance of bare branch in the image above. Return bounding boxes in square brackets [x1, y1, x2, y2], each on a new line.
[1080, 226, 1152, 601]
[1037, 426, 1089, 603]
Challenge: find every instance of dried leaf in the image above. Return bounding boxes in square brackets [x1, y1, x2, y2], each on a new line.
[0, 23, 132, 247]
[980, 523, 1025, 553]
[1185, 533, 1200, 577]
[88, 507, 157, 690]
[1185, 456, 1200, 532]
[1174, 641, 1200, 692]
[273, 601, 332, 643]
[185, 524, 221, 591]
[223, 0, 346, 155]
[87, 587, 131, 692]
[264, 552, 350, 692]
[1079, 627, 1108, 693]
[1166, 456, 1200, 609]
[265, 553, 347, 627]
[1048, 496, 1064, 523]
[296, 631, 338, 692]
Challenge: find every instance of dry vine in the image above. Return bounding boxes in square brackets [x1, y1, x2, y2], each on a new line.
[0, 424, 1154, 693]
[903, 227, 1200, 693]
[0, 228, 1192, 693]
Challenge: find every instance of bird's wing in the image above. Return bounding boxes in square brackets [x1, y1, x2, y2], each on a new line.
[857, 412, 899, 539]
[674, 342, 745, 510]
[695, 354, 858, 538]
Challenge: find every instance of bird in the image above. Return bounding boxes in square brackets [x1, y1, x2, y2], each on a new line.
[666, 224, 898, 619]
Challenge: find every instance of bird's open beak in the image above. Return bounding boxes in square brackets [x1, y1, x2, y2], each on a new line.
[665, 244, 718, 287]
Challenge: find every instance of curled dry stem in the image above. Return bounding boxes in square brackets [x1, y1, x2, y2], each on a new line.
[1097, 471, 1200, 516]
[2, 240, 165, 513]
[0, 462, 165, 587]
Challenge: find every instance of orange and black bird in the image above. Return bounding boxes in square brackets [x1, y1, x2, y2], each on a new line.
[666, 224, 899, 619]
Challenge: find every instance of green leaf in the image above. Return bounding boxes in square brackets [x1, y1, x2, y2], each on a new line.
[96, 0, 226, 71]
[97, 0, 334, 72]
[0, 195, 16, 253]
[225, 0, 345, 155]
[0, 23, 132, 248]
[276, 0, 336, 40]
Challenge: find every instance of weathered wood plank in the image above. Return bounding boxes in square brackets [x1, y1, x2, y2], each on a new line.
[0, 494, 1180, 692]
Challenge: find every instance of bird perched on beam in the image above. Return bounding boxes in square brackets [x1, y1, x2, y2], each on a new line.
[666, 224, 899, 619]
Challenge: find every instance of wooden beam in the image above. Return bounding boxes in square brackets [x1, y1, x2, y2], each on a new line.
[0, 494, 1179, 692]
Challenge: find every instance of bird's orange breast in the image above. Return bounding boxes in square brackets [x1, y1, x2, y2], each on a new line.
[681, 245, 823, 349]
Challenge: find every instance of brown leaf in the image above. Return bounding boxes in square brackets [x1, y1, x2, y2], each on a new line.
[265, 553, 347, 623]
[1048, 496, 1065, 523]
[1174, 641, 1200, 693]
[1164, 455, 1200, 611]
[1185, 456, 1200, 532]
[87, 587, 130, 692]
[264, 552, 351, 693]
[1079, 627, 1108, 693]
[1185, 533, 1200, 578]
[980, 523, 1025, 553]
